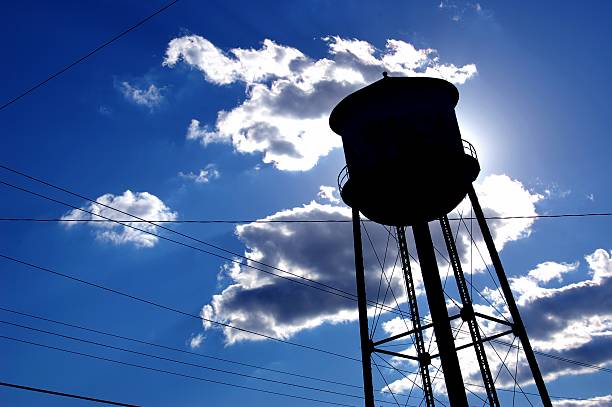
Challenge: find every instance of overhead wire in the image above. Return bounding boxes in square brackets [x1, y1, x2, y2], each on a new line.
[0, 211, 610, 224]
[0, 0, 181, 112]
[0, 380, 139, 407]
[0, 193, 609, 378]
[0, 306, 361, 390]
[0, 306, 443, 402]
[0, 319, 398, 404]
[0, 252, 361, 363]
[0, 0, 606, 401]
[0, 252, 543, 404]
[0, 178, 410, 321]
[0, 167, 409, 318]
[0, 335, 357, 407]
[0, 168, 609, 382]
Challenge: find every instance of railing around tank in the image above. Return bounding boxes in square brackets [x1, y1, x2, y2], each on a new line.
[462, 139, 478, 160]
[338, 165, 350, 194]
[338, 140, 477, 193]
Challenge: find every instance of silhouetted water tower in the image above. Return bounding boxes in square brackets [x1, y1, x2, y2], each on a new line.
[330, 74, 552, 407]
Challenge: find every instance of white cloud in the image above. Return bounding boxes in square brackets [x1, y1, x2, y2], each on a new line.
[198, 174, 540, 344]
[164, 35, 477, 171]
[317, 185, 340, 204]
[440, 173, 542, 275]
[178, 164, 220, 184]
[527, 261, 579, 284]
[188, 333, 205, 349]
[477, 249, 611, 388]
[553, 394, 612, 407]
[120, 81, 164, 108]
[61, 190, 177, 248]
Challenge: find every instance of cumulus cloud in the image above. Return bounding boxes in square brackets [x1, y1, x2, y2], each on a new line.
[198, 174, 540, 344]
[514, 249, 612, 368]
[200, 200, 406, 344]
[120, 81, 164, 108]
[178, 164, 220, 184]
[61, 190, 177, 248]
[385, 248, 612, 396]
[164, 35, 477, 171]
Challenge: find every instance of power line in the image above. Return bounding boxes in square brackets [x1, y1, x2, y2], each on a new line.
[0, 306, 424, 404]
[3, 181, 609, 378]
[0, 306, 361, 390]
[3, 306, 605, 405]
[1, 168, 608, 377]
[0, 380, 139, 406]
[0, 174, 410, 319]
[491, 339, 612, 374]
[0, 252, 360, 363]
[0, 0, 180, 112]
[0, 335, 356, 407]
[2, 251, 608, 382]
[0, 212, 610, 224]
[1, 319, 398, 404]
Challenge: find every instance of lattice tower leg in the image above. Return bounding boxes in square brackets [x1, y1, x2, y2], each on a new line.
[440, 215, 500, 407]
[467, 186, 553, 407]
[413, 222, 469, 407]
[397, 226, 435, 407]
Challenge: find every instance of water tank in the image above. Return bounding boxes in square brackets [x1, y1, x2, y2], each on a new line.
[330, 75, 480, 226]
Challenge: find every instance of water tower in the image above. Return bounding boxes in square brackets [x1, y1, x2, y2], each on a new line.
[330, 74, 552, 407]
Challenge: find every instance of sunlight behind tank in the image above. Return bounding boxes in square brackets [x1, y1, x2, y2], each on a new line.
[330, 73, 480, 226]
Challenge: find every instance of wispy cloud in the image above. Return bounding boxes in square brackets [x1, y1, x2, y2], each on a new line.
[438, 1, 493, 22]
[178, 164, 220, 184]
[188, 333, 205, 349]
[119, 81, 164, 109]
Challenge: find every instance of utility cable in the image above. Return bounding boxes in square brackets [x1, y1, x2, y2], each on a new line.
[0, 306, 360, 390]
[0, 319, 392, 403]
[0, 306, 440, 402]
[0, 0, 180, 112]
[0, 178, 407, 319]
[2, 234, 607, 378]
[0, 169, 408, 318]
[0, 212, 610, 224]
[0, 252, 361, 363]
[1, 169, 609, 376]
[0, 335, 356, 407]
[0, 380, 139, 406]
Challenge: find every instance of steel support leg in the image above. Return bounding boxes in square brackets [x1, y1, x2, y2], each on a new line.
[467, 186, 552, 407]
[351, 208, 375, 407]
[440, 215, 500, 407]
[397, 226, 435, 407]
[413, 222, 469, 407]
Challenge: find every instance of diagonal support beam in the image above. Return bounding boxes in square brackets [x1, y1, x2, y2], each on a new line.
[440, 214, 500, 407]
[351, 208, 375, 407]
[467, 186, 552, 407]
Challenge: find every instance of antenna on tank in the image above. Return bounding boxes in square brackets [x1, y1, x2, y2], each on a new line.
[329, 76, 552, 407]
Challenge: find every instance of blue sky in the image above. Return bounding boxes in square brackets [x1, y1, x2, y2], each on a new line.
[0, 1, 611, 406]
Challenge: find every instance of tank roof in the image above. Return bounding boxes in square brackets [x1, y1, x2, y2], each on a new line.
[329, 75, 459, 135]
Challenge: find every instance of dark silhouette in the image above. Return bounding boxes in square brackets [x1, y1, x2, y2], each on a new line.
[330, 74, 552, 407]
